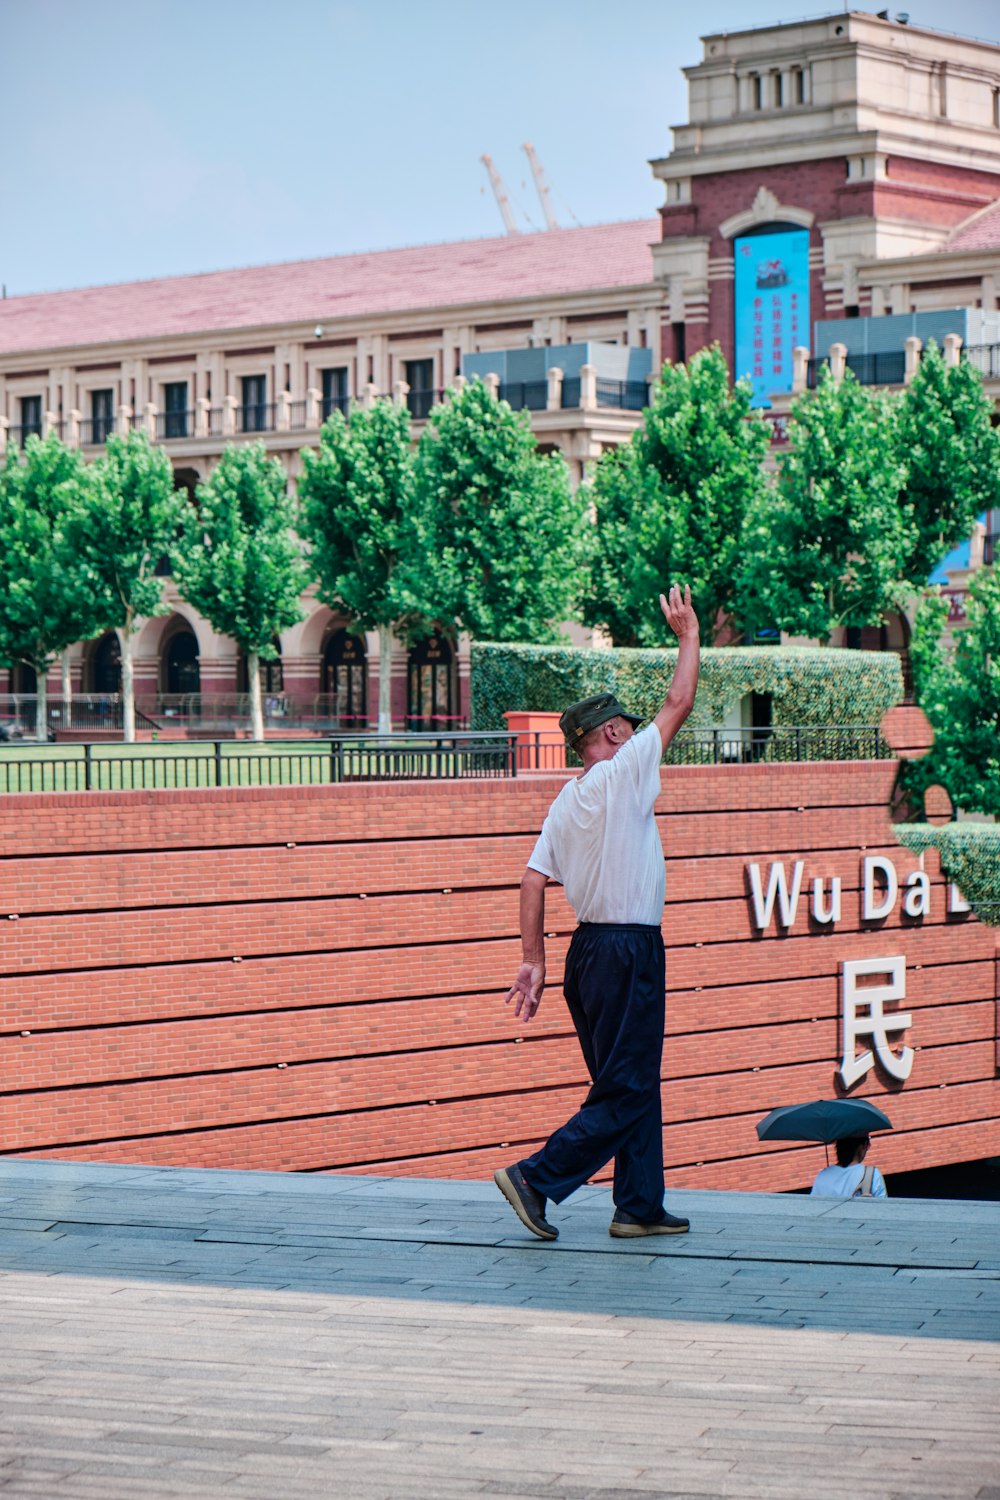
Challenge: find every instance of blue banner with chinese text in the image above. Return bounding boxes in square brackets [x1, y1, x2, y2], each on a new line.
[734, 228, 810, 408]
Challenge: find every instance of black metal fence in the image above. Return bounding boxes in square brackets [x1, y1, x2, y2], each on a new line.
[0, 733, 518, 794]
[664, 724, 890, 764]
[0, 723, 894, 794]
[511, 724, 891, 771]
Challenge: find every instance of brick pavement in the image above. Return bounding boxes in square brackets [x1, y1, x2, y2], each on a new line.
[0, 1158, 998, 1499]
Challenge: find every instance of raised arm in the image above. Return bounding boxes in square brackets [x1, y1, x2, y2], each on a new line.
[505, 866, 549, 1022]
[653, 583, 700, 753]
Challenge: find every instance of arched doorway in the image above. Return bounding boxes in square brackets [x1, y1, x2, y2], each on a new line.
[89, 632, 122, 694]
[407, 632, 454, 731]
[323, 628, 367, 728]
[164, 629, 200, 695]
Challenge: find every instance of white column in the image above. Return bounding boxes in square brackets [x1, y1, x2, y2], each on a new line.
[546, 367, 564, 411]
[579, 363, 597, 411]
[792, 346, 810, 393]
[943, 333, 963, 367]
[828, 342, 847, 384]
[904, 336, 922, 385]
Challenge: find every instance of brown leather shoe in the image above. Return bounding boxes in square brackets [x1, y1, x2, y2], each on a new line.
[609, 1208, 689, 1237]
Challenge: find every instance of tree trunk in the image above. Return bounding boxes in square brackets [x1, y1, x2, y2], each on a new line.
[248, 650, 264, 741]
[36, 665, 48, 743]
[122, 630, 136, 744]
[377, 623, 394, 734]
[61, 650, 73, 731]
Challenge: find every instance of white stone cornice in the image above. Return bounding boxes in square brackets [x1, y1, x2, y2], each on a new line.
[719, 187, 815, 240]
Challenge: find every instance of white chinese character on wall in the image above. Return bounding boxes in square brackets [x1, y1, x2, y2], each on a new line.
[840, 956, 913, 1089]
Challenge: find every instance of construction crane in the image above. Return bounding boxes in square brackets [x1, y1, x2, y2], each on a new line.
[522, 143, 559, 230]
[480, 154, 520, 235]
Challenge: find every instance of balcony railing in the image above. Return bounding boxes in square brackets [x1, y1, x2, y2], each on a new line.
[79, 416, 117, 446]
[561, 377, 581, 408]
[8, 424, 43, 448]
[320, 393, 351, 423]
[595, 378, 648, 411]
[405, 387, 439, 421]
[236, 402, 276, 434]
[964, 343, 1000, 379]
[498, 380, 547, 412]
[845, 351, 906, 386]
[156, 409, 195, 440]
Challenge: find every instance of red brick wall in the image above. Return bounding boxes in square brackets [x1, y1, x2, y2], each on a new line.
[1, 763, 996, 1192]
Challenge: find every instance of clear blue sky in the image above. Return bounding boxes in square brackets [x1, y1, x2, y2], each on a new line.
[3, 0, 999, 297]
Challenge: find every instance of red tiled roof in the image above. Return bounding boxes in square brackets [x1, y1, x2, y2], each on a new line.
[0, 220, 660, 358]
[944, 198, 1000, 253]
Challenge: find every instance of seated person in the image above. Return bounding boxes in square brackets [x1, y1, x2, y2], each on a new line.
[811, 1134, 888, 1199]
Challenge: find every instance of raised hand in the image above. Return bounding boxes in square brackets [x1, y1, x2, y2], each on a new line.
[659, 582, 698, 641]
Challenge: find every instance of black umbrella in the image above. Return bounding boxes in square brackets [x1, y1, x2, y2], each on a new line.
[756, 1097, 893, 1144]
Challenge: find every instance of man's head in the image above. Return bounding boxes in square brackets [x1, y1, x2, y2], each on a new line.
[560, 693, 643, 763]
[835, 1134, 871, 1168]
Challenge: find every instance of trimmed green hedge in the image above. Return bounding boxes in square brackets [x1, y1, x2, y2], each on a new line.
[896, 823, 1000, 928]
[470, 643, 903, 732]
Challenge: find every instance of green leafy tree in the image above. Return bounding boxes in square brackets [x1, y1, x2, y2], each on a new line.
[174, 443, 307, 741]
[740, 370, 912, 643]
[72, 431, 186, 741]
[907, 568, 1000, 818]
[0, 434, 106, 740]
[299, 400, 422, 733]
[415, 379, 590, 643]
[584, 346, 770, 645]
[896, 341, 1000, 586]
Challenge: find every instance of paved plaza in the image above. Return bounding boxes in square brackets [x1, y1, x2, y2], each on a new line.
[0, 1158, 998, 1499]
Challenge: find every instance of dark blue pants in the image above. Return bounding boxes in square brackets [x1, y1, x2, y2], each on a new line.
[521, 923, 666, 1221]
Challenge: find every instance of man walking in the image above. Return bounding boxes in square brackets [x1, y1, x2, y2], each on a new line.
[495, 583, 699, 1241]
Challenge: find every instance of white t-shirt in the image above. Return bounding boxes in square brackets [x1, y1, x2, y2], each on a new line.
[810, 1163, 888, 1199]
[527, 721, 665, 926]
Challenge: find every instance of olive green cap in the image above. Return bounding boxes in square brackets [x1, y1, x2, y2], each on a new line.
[559, 692, 643, 745]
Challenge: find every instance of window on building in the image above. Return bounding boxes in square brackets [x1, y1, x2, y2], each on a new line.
[404, 358, 435, 420]
[241, 374, 268, 433]
[321, 367, 349, 422]
[19, 395, 42, 446]
[164, 381, 188, 440]
[794, 67, 805, 104]
[323, 628, 367, 728]
[993, 88, 1000, 129]
[751, 73, 762, 110]
[91, 388, 115, 445]
[773, 71, 783, 107]
[407, 632, 454, 731]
